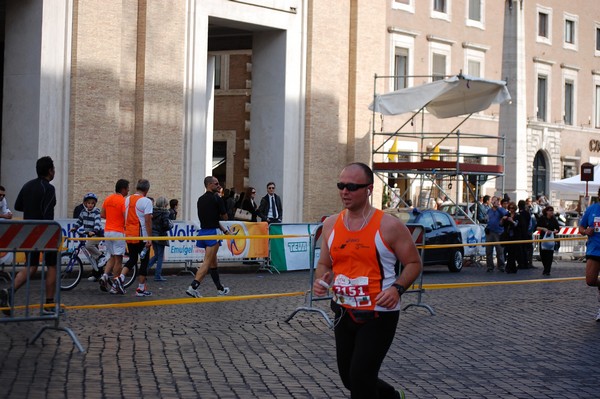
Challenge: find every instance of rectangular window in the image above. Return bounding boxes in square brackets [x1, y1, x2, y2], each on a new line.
[596, 27, 600, 51]
[432, 53, 446, 81]
[468, 60, 481, 78]
[537, 76, 547, 122]
[214, 55, 222, 89]
[538, 12, 548, 38]
[564, 81, 573, 125]
[395, 0, 410, 4]
[394, 48, 409, 90]
[565, 20, 575, 44]
[468, 0, 481, 22]
[434, 0, 446, 13]
[596, 85, 600, 129]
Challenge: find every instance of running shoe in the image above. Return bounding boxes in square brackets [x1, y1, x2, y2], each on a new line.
[154, 276, 167, 282]
[394, 389, 406, 399]
[109, 286, 117, 294]
[113, 277, 126, 295]
[97, 254, 109, 268]
[88, 275, 99, 282]
[99, 275, 110, 292]
[0, 288, 12, 316]
[186, 286, 202, 298]
[217, 287, 230, 296]
[135, 288, 152, 297]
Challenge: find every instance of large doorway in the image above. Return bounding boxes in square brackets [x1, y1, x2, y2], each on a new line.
[532, 151, 547, 197]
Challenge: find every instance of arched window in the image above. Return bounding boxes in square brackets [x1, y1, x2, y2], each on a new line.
[532, 151, 547, 197]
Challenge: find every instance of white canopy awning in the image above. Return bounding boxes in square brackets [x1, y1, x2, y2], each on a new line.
[549, 164, 600, 197]
[368, 74, 511, 118]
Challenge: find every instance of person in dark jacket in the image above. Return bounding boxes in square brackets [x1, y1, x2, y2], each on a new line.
[1, 156, 57, 315]
[241, 187, 259, 222]
[148, 197, 173, 281]
[537, 206, 560, 276]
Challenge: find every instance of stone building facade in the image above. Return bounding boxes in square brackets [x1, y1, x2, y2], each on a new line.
[1, 1, 600, 221]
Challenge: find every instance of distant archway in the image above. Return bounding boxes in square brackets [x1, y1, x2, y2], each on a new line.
[532, 151, 547, 197]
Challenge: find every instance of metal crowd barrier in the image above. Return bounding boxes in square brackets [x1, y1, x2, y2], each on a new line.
[532, 228, 586, 261]
[0, 220, 85, 352]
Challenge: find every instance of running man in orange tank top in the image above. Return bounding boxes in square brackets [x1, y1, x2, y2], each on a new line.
[313, 162, 422, 399]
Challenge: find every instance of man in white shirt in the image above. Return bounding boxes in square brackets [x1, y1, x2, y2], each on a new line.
[0, 185, 13, 219]
[258, 182, 282, 224]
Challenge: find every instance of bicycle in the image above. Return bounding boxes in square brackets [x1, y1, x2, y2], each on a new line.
[60, 232, 138, 291]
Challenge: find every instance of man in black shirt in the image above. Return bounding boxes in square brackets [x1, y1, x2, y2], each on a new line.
[1, 156, 57, 315]
[185, 176, 230, 298]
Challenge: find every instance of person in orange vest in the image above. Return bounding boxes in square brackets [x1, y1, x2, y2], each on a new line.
[312, 162, 422, 399]
[114, 179, 153, 297]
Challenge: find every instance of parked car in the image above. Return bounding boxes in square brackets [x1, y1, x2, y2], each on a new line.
[438, 203, 476, 224]
[384, 207, 464, 272]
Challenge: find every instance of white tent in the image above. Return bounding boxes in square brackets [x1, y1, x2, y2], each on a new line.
[368, 74, 511, 118]
[549, 164, 600, 197]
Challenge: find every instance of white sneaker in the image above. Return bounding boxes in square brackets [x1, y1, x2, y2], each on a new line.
[186, 286, 202, 298]
[98, 255, 108, 268]
[87, 276, 98, 282]
[217, 287, 230, 296]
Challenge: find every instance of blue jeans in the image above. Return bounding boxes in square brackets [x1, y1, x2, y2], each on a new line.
[148, 243, 165, 276]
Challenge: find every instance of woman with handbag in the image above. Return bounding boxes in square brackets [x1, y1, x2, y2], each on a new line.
[240, 187, 259, 222]
[537, 206, 560, 276]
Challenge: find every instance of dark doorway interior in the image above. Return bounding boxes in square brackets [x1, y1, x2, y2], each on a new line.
[533, 151, 547, 197]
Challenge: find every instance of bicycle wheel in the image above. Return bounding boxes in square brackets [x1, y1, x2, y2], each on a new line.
[122, 262, 138, 288]
[60, 255, 83, 290]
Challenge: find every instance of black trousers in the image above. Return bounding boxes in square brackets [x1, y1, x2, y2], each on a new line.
[332, 301, 400, 399]
[125, 242, 149, 277]
[540, 249, 554, 274]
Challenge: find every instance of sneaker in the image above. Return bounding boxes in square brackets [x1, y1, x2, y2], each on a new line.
[394, 389, 406, 399]
[154, 276, 167, 282]
[109, 286, 117, 294]
[217, 287, 230, 296]
[42, 304, 66, 316]
[113, 277, 126, 295]
[97, 255, 108, 268]
[0, 288, 12, 316]
[88, 275, 99, 282]
[186, 286, 202, 298]
[99, 276, 110, 292]
[135, 288, 152, 297]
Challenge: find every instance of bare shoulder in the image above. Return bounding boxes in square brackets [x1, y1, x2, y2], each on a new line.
[321, 213, 340, 234]
[379, 212, 411, 241]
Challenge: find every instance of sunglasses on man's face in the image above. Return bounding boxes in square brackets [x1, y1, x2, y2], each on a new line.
[337, 182, 369, 191]
[268, 186, 275, 190]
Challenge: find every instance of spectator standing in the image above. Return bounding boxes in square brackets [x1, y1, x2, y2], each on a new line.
[516, 199, 532, 270]
[120, 179, 153, 297]
[225, 188, 236, 220]
[241, 187, 259, 222]
[99, 179, 130, 293]
[537, 206, 560, 276]
[185, 176, 230, 298]
[0, 185, 12, 219]
[312, 162, 422, 398]
[168, 199, 178, 220]
[258, 182, 282, 224]
[485, 196, 508, 272]
[0, 156, 57, 315]
[148, 197, 172, 282]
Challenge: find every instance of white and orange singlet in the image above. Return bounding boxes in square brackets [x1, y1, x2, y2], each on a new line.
[328, 209, 400, 312]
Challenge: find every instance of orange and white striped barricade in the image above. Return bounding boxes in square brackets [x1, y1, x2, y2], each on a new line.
[285, 224, 334, 328]
[0, 220, 84, 352]
[402, 224, 434, 315]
